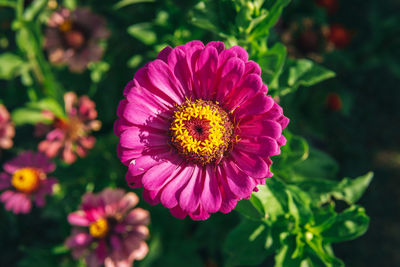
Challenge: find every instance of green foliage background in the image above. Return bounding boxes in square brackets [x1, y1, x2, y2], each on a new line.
[0, 0, 399, 266]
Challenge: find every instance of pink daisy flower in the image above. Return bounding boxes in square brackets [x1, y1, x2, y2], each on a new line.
[114, 41, 289, 220]
[66, 188, 150, 267]
[0, 104, 15, 151]
[38, 91, 101, 164]
[44, 8, 110, 72]
[0, 151, 57, 214]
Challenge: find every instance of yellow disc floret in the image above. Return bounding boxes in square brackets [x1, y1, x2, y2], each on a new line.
[89, 218, 109, 238]
[170, 99, 234, 165]
[11, 168, 42, 194]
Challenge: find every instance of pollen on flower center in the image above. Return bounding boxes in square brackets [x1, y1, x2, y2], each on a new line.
[11, 168, 42, 194]
[170, 99, 234, 165]
[89, 218, 109, 238]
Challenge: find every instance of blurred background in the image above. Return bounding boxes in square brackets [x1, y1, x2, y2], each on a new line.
[0, 0, 399, 266]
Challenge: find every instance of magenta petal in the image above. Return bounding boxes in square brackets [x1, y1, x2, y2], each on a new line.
[206, 41, 225, 53]
[142, 158, 182, 190]
[222, 159, 255, 198]
[234, 93, 274, 118]
[142, 189, 160, 205]
[244, 60, 261, 75]
[200, 165, 222, 213]
[195, 46, 219, 99]
[236, 136, 280, 157]
[239, 119, 282, 139]
[68, 211, 90, 226]
[224, 73, 262, 111]
[66, 232, 93, 248]
[189, 206, 210, 221]
[147, 59, 185, 104]
[170, 205, 187, 219]
[119, 126, 169, 150]
[231, 149, 270, 179]
[157, 46, 173, 62]
[167, 48, 193, 96]
[160, 164, 195, 209]
[230, 45, 249, 62]
[179, 166, 203, 213]
[216, 57, 245, 102]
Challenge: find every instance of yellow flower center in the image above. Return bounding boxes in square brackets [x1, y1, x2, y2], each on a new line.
[170, 100, 234, 165]
[59, 20, 73, 32]
[89, 218, 109, 238]
[11, 168, 42, 194]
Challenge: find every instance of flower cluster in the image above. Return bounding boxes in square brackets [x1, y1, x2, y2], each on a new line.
[115, 41, 288, 220]
[44, 8, 110, 72]
[0, 151, 57, 214]
[66, 188, 150, 267]
[38, 92, 101, 164]
[0, 104, 15, 151]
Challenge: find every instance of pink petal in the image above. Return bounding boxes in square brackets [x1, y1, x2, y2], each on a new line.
[231, 149, 270, 179]
[236, 136, 280, 157]
[239, 119, 282, 139]
[222, 159, 256, 198]
[142, 157, 183, 191]
[66, 232, 93, 248]
[200, 165, 222, 213]
[147, 59, 185, 104]
[215, 57, 245, 102]
[157, 46, 173, 62]
[68, 211, 91, 226]
[206, 41, 225, 53]
[194, 46, 218, 99]
[179, 166, 203, 213]
[234, 93, 274, 118]
[160, 164, 195, 208]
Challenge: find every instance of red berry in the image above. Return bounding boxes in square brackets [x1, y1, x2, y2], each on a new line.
[326, 92, 342, 111]
[315, 0, 339, 14]
[328, 24, 352, 49]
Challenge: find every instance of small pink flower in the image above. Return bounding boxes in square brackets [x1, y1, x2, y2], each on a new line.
[44, 8, 110, 72]
[38, 92, 101, 164]
[114, 41, 289, 220]
[0, 104, 15, 151]
[0, 151, 57, 214]
[66, 188, 150, 267]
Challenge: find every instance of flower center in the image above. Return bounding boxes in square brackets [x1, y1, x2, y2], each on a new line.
[11, 168, 42, 194]
[89, 218, 109, 238]
[59, 20, 73, 32]
[54, 117, 84, 141]
[170, 100, 234, 165]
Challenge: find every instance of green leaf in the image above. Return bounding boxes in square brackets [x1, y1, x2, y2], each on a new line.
[23, 0, 47, 21]
[333, 172, 373, 204]
[294, 172, 373, 206]
[320, 205, 370, 243]
[114, 0, 155, 10]
[292, 148, 339, 180]
[224, 220, 272, 267]
[258, 43, 287, 86]
[272, 131, 309, 171]
[305, 235, 344, 267]
[252, 179, 290, 220]
[27, 98, 65, 118]
[278, 59, 335, 95]
[11, 108, 50, 126]
[0, 53, 25, 80]
[251, 0, 291, 39]
[127, 23, 157, 45]
[235, 198, 264, 220]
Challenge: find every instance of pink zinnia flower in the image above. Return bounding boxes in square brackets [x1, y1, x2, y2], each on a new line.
[66, 188, 150, 267]
[44, 8, 110, 72]
[114, 41, 289, 220]
[0, 104, 15, 151]
[38, 92, 101, 164]
[0, 151, 57, 214]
